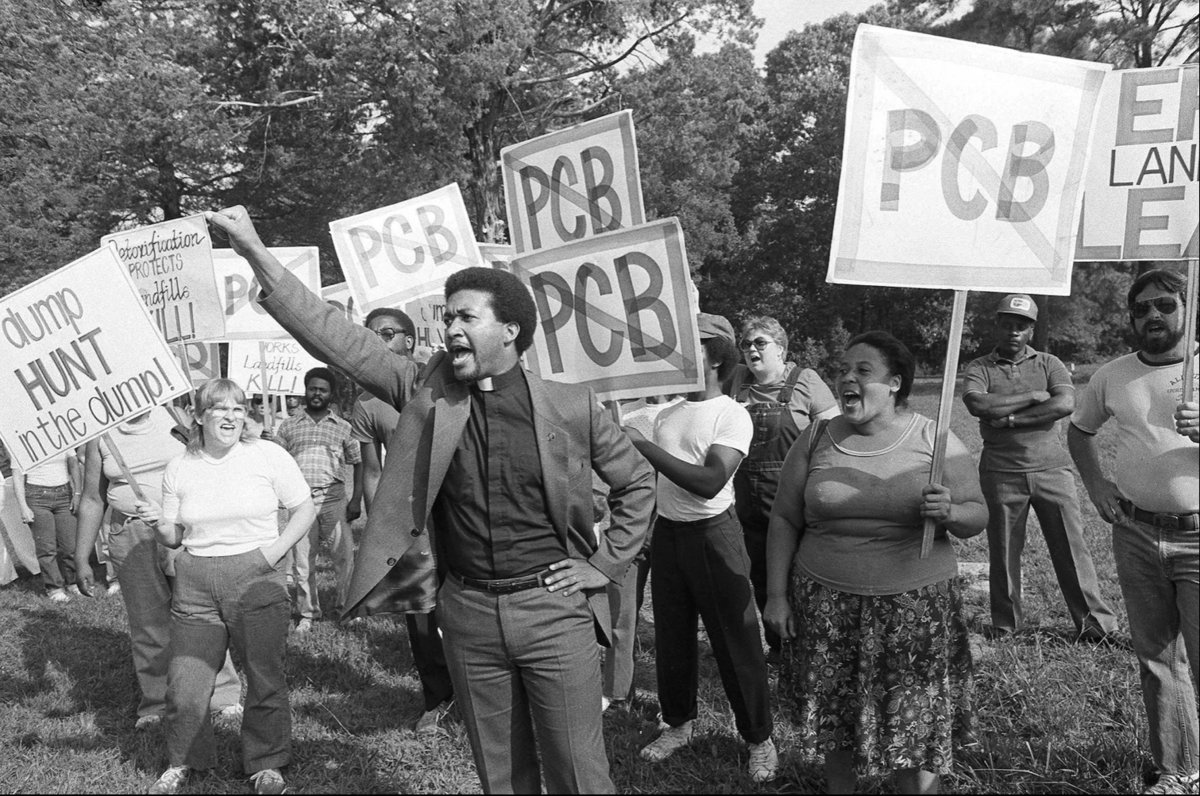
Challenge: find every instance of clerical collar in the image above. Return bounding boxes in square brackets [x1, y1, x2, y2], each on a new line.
[474, 364, 523, 394]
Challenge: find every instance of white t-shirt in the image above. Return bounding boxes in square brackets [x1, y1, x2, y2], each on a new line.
[161, 440, 310, 557]
[23, 450, 74, 487]
[1072, 350, 1199, 514]
[653, 395, 752, 522]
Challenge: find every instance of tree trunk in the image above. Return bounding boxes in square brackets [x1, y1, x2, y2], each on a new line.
[464, 91, 509, 244]
[158, 161, 181, 220]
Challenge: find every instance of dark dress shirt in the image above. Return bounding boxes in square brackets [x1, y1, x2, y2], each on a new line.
[434, 364, 566, 579]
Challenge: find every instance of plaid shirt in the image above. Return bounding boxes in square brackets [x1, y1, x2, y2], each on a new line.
[274, 410, 361, 489]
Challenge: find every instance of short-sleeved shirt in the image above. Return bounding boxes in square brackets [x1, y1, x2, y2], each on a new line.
[963, 346, 1074, 472]
[730, 362, 837, 433]
[274, 410, 361, 489]
[98, 407, 183, 514]
[1071, 350, 1199, 514]
[23, 450, 74, 487]
[350, 394, 400, 450]
[162, 440, 311, 557]
[653, 395, 752, 522]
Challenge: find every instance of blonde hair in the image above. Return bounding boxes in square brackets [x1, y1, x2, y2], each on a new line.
[187, 378, 257, 454]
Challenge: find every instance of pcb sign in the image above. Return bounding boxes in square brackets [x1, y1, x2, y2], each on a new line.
[329, 184, 483, 311]
[1077, 64, 1198, 261]
[829, 25, 1109, 294]
[215, 247, 321, 340]
[502, 110, 644, 254]
[511, 218, 702, 401]
[0, 246, 190, 471]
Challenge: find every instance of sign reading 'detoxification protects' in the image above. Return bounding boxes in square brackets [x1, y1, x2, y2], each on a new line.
[829, 25, 1109, 295]
[1077, 64, 1198, 261]
[214, 247, 321, 340]
[101, 215, 226, 342]
[226, 340, 324, 397]
[329, 184, 483, 312]
[0, 246, 190, 471]
[510, 219, 703, 402]
[502, 110, 644, 255]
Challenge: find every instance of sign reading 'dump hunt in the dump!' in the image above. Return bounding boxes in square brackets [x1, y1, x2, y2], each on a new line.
[829, 25, 1110, 295]
[0, 245, 190, 472]
[510, 218, 703, 402]
[502, 110, 644, 255]
[101, 215, 226, 342]
[1077, 64, 1198, 261]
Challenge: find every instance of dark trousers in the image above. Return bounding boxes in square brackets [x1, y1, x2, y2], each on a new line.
[167, 549, 290, 774]
[740, 514, 783, 654]
[651, 509, 772, 744]
[603, 538, 651, 701]
[406, 610, 454, 711]
[437, 574, 613, 794]
[26, 482, 76, 591]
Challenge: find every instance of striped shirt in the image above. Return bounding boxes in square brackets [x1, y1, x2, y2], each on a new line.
[274, 410, 361, 489]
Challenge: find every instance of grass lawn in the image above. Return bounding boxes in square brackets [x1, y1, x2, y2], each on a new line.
[0, 372, 1161, 793]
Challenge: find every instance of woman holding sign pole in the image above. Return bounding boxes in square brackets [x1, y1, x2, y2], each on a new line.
[136, 378, 315, 796]
[764, 332, 986, 795]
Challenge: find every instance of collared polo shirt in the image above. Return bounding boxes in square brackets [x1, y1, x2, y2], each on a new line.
[963, 345, 1073, 472]
[432, 364, 565, 580]
[274, 409, 361, 489]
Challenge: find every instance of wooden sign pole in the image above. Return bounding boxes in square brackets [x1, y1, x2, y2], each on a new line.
[921, 290, 969, 559]
[1183, 259, 1198, 403]
[100, 432, 148, 504]
[258, 341, 276, 434]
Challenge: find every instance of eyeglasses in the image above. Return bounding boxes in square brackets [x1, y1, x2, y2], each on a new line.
[1130, 298, 1180, 319]
[739, 337, 774, 352]
[207, 404, 247, 419]
[374, 328, 405, 342]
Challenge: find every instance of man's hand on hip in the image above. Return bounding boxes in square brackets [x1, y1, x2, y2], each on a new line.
[544, 558, 608, 596]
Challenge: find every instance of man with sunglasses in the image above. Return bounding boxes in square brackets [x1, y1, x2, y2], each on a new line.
[963, 294, 1118, 643]
[348, 308, 454, 732]
[1069, 269, 1199, 796]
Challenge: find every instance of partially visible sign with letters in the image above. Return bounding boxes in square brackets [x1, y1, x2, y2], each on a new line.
[214, 247, 320, 340]
[227, 340, 324, 397]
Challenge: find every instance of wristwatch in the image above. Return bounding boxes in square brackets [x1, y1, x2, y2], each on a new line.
[1008, 414, 1015, 428]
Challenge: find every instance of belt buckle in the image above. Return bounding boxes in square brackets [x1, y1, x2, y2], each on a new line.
[1154, 513, 1181, 531]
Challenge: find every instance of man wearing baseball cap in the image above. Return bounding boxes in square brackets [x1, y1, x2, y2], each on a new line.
[962, 294, 1119, 642]
[622, 312, 778, 782]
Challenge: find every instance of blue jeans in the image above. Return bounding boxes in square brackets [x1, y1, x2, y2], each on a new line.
[290, 483, 353, 621]
[1113, 515, 1199, 777]
[167, 549, 290, 774]
[981, 466, 1117, 634]
[25, 482, 76, 591]
[106, 512, 240, 719]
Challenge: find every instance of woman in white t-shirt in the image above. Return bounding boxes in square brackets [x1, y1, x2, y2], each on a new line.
[138, 379, 315, 796]
[13, 447, 81, 602]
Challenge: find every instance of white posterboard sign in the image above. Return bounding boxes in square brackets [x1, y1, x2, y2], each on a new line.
[479, 243, 515, 272]
[174, 342, 223, 385]
[227, 340, 324, 397]
[213, 247, 321, 340]
[322, 282, 365, 327]
[501, 110, 645, 255]
[0, 246, 191, 471]
[1077, 64, 1198, 261]
[510, 218, 703, 402]
[101, 215, 226, 342]
[329, 184, 483, 312]
[829, 25, 1109, 295]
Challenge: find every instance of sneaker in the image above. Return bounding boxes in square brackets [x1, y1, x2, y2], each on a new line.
[640, 720, 693, 762]
[134, 714, 162, 731]
[412, 699, 453, 733]
[1078, 627, 1133, 650]
[1144, 772, 1200, 794]
[293, 618, 313, 634]
[66, 584, 82, 596]
[250, 768, 287, 794]
[748, 737, 779, 783]
[105, 582, 122, 599]
[212, 703, 243, 728]
[602, 696, 611, 712]
[148, 766, 188, 794]
[47, 588, 70, 603]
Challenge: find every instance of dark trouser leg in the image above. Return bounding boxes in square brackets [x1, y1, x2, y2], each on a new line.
[1028, 467, 1118, 634]
[651, 521, 701, 728]
[221, 550, 291, 775]
[407, 611, 454, 711]
[741, 515, 781, 654]
[980, 468, 1031, 631]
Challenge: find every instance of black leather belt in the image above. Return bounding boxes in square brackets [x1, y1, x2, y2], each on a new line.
[1119, 499, 1200, 531]
[454, 569, 551, 594]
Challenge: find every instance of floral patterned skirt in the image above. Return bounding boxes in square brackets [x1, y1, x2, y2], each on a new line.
[778, 574, 975, 777]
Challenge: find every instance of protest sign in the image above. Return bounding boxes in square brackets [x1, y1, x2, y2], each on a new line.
[502, 110, 645, 255]
[101, 215, 225, 342]
[1077, 64, 1198, 261]
[322, 282, 364, 327]
[0, 246, 190, 472]
[510, 218, 703, 402]
[479, 243, 514, 272]
[329, 184, 483, 312]
[214, 247, 321, 340]
[174, 342, 222, 384]
[227, 339, 323, 396]
[829, 25, 1109, 295]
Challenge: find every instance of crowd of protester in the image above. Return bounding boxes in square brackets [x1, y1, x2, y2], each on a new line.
[1, 232, 1196, 796]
